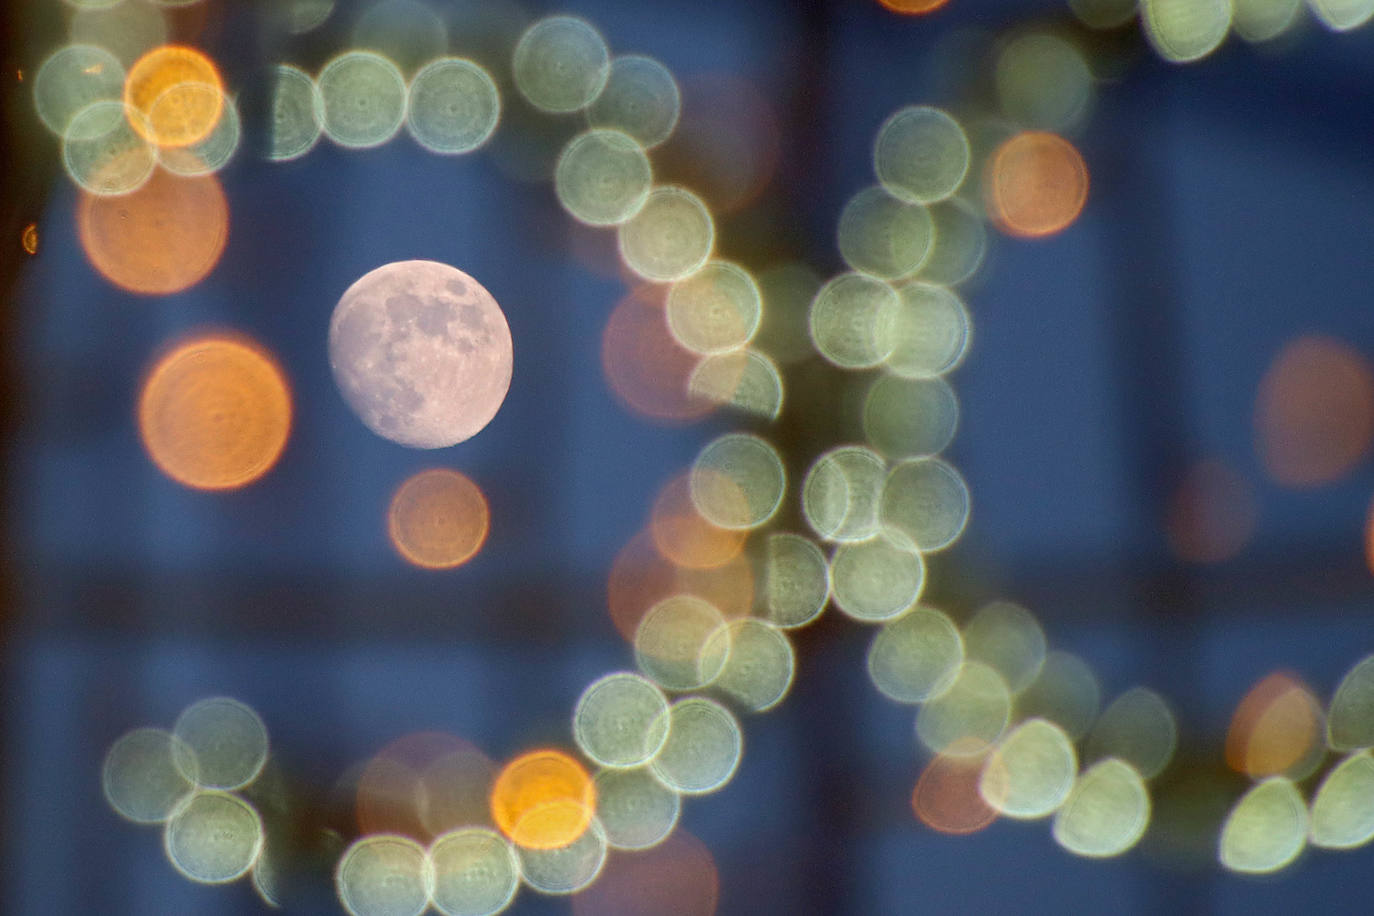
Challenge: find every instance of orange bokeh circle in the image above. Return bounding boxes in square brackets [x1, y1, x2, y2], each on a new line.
[985, 131, 1089, 239]
[138, 334, 292, 490]
[387, 468, 491, 570]
[124, 44, 224, 148]
[489, 749, 596, 850]
[878, 0, 952, 14]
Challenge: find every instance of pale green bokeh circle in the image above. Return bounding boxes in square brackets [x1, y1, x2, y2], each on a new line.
[270, 0, 335, 34]
[866, 605, 964, 704]
[1232, 0, 1302, 42]
[1052, 758, 1150, 858]
[62, 100, 156, 196]
[1309, 751, 1374, 850]
[102, 726, 198, 824]
[634, 594, 730, 692]
[573, 672, 671, 768]
[863, 375, 959, 459]
[809, 272, 899, 369]
[917, 201, 988, 287]
[830, 536, 925, 623]
[880, 457, 971, 554]
[802, 445, 886, 542]
[618, 185, 715, 282]
[587, 54, 680, 149]
[1141, 0, 1233, 63]
[995, 33, 1093, 132]
[318, 51, 408, 149]
[69, 0, 169, 67]
[837, 186, 934, 280]
[336, 834, 433, 916]
[406, 57, 501, 155]
[667, 260, 762, 355]
[517, 817, 607, 895]
[351, 0, 447, 76]
[1308, 0, 1374, 31]
[429, 827, 520, 916]
[594, 767, 681, 851]
[690, 433, 786, 530]
[1327, 653, 1374, 750]
[688, 349, 783, 420]
[873, 105, 970, 205]
[650, 697, 742, 795]
[1016, 650, 1102, 741]
[979, 718, 1077, 820]
[173, 696, 270, 791]
[757, 532, 830, 629]
[1067, 0, 1138, 29]
[1219, 778, 1308, 874]
[158, 90, 241, 176]
[884, 282, 971, 379]
[555, 129, 652, 226]
[706, 618, 796, 713]
[915, 661, 1013, 756]
[755, 262, 822, 366]
[163, 790, 264, 885]
[962, 601, 1047, 695]
[1085, 687, 1177, 779]
[269, 64, 325, 161]
[511, 15, 610, 113]
[34, 44, 125, 136]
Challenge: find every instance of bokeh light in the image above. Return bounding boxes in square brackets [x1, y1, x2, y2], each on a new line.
[995, 33, 1094, 132]
[873, 106, 970, 205]
[573, 672, 671, 769]
[706, 618, 796, 712]
[666, 260, 762, 356]
[1309, 750, 1374, 850]
[34, 44, 125, 136]
[516, 817, 608, 895]
[490, 750, 596, 851]
[877, 0, 952, 13]
[1165, 458, 1257, 563]
[172, 696, 269, 791]
[883, 282, 972, 379]
[351, 0, 447, 77]
[606, 528, 754, 643]
[571, 829, 719, 916]
[617, 185, 715, 283]
[650, 471, 746, 570]
[387, 468, 490, 570]
[157, 89, 240, 176]
[1084, 687, 1177, 779]
[356, 732, 489, 840]
[809, 272, 899, 369]
[690, 433, 785, 531]
[863, 375, 959, 459]
[78, 164, 229, 294]
[405, 57, 501, 155]
[754, 532, 830, 629]
[123, 44, 225, 148]
[1308, 0, 1374, 31]
[912, 739, 999, 835]
[102, 726, 198, 824]
[69, 0, 169, 68]
[335, 833, 433, 916]
[830, 536, 926, 622]
[268, 0, 335, 35]
[1232, 0, 1304, 42]
[915, 661, 1013, 756]
[962, 601, 1047, 694]
[979, 718, 1077, 819]
[163, 790, 264, 884]
[511, 15, 610, 114]
[880, 457, 971, 554]
[593, 767, 681, 851]
[1326, 653, 1374, 751]
[754, 262, 822, 366]
[1016, 650, 1101, 741]
[985, 131, 1089, 239]
[1254, 335, 1374, 487]
[1218, 777, 1308, 874]
[268, 64, 324, 161]
[1225, 671, 1325, 780]
[62, 100, 157, 196]
[21, 223, 39, 255]
[586, 54, 681, 149]
[555, 129, 652, 226]
[803, 445, 887, 543]
[1141, 0, 1233, 63]
[601, 284, 719, 424]
[137, 334, 292, 491]
[318, 50, 408, 149]
[866, 604, 964, 704]
[687, 349, 784, 420]
[1051, 758, 1150, 858]
[429, 827, 520, 916]
[1068, 0, 1138, 29]
[836, 185, 934, 280]
[649, 697, 742, 794]
[634, 594, 731, 691]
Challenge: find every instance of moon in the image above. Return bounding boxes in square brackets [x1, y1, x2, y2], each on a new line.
[329, 259, 513, 448]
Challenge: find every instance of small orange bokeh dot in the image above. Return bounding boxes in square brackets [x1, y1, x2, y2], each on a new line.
[878, 0, 952, 14]
[387, 468, 490, 570]
[490, 749, 596, 850]
[985, 131, 1089, 239]
[124, 44, 224, 148]
[78, 166, 229, 296]
[649, 471, 746, 571]
[21, 222, 37, 255]
[138, 335, 292, 491]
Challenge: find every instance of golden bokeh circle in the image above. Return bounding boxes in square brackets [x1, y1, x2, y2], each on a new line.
[387, 469, 491, 570]
[124, 45, 225, 148]
[489, 750, 596, 850]
[985, 131, 1089, 239]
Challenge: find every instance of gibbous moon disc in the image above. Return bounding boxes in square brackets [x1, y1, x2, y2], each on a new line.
[329, 260, 513, 448]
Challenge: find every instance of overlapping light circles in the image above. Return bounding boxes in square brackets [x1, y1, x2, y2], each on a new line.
[164, 791, 265, 884]
[979, 718, 1077, 819]
[634, 594, 731, 691]
[836, 185, 933, 280]
[1225, 672, 1325, 780]
[269, 64, 325, 161]
[705, 618, 796, 712]
[1068, 0, 1138, 29]
[429, 828, 520, 916]
[103, 727, 198, 824]
[690, 433, 785, 531]
[809, 273, 899, 369]
[884, 283, 971, 379]
[688, 349, 783, 420]
[124, 45, 225, 148]
[555, 129, 652, 226]
[666, 260, 762, 355]
[1017, 650, 1101, 740]
[1309, 0, 1374, 31]
[1309, 751, 1374, 850]
[1051, 758, 1150, 857]
[601, 284, 721, 423]
[915, 661, 1013, 756]
[587, 55, 681, 149]
[863, 376, 959, 459]
[489, 750, 596, 851]
[867, 605, 963, 703]
[511, 15, 609, 113]
[572, 829, 719, 916]
[880, 458, 971, 553]
[406, 57, 501, 155]
[593, 767, 681, 850]
[78, 165, 229, 294]
[1084, 687, 1177, 779]
[918, 202, 987, 287]
[607, 527, 754, 642]
[356, 731, 494, 839]
[650, 471, 745, 570]
[516, 817, 608, 894]
[1327, 653, 1374, 750]
[69, 1, 168, 69]
[618, 186, 715, 283]
[336, 834, 433, 916]
[137, 335, 292, 490]
[1140, 0, 1233, 63]
[803, 445, 887, 542]
[650, 697, 743, 794]
[62, 100, 156, 195]
[387, 468, 490, 570]
[172, 696, 270, 790]
[985, 131, 1089, 238]
[756, 532, 830, 629]
[995, 33, 1093, 133]
[1231, 0, 1304, 42]
[318, 51, 407, 149]
[873, 106, 970, 205]
[573, 672, 670, 768]
[1218, 777, 1308, 874]
[34, 44, 125, 136]
[962, 601, 1047, 694]
[157, 88, 240, 176]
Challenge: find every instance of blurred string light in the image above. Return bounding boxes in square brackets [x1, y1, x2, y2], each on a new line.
[387, 468, 491, 569]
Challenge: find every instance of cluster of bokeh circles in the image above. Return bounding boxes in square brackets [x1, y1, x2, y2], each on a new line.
[64, 0, 1374, 909]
